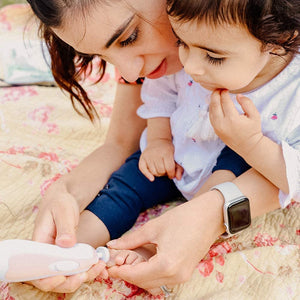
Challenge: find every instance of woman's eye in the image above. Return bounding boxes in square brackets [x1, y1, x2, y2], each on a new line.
[176, 39, 187, 48]
[206, 54, 225, 66]
[120, 28, 139, 47]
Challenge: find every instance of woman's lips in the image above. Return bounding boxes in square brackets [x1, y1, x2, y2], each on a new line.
[146, 59, 167, 79]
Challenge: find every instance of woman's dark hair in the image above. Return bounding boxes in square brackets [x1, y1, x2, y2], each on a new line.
[167, 0, 300, 55]
[27, 0, 105, 121]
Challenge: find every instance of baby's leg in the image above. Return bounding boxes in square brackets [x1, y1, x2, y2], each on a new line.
[76, 210, 110, 248]
[77, 150, 181, 249]
[107, 244, 157, 267]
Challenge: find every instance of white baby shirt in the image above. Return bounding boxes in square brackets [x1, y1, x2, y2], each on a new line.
[138, 54, 300, 207]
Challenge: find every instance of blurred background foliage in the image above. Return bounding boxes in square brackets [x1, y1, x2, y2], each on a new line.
[0, 0, 26, 7]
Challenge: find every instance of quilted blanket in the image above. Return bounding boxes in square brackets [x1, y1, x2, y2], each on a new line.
[0, 4, 299, 300]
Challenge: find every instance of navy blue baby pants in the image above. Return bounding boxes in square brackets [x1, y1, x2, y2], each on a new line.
[86, 146, 250, 239]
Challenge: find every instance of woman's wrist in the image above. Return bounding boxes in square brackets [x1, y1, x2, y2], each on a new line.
[206, 190, 227, 237]
[43, 175, 85, 212]
[191, 190, 226, 240]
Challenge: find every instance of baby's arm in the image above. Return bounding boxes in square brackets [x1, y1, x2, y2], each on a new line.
[139, 117, 183, 181]
[209, 89, 289, 193]
[197, 145, 251, 195]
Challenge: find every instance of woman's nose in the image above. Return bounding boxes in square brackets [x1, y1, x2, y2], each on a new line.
[114, 55, 144, 83]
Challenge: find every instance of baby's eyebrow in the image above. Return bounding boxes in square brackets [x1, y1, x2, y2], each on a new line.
[105, 14, 135, 49]
[171, 27, 231, 55]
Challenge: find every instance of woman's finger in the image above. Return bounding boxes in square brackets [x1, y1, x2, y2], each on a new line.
[107, 224, 154, 250]
[85, 261, 107, 281]
[47, 273, 88, 293]
[32, 210, 56, 244]
[52, 196, 79, 247]
[108, 256, 171, 290]
[29, 275, 67, 292]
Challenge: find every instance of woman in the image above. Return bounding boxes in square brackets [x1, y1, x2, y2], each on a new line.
[27, 0, 281, 295]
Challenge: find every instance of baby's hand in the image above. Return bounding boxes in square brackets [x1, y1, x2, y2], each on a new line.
[139, 138, 183, 181]
[209, 89, 263, 157]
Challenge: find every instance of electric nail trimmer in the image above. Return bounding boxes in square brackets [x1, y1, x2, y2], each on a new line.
[0, 239, 110, 282]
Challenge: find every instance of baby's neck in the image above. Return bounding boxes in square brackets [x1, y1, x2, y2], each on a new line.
[230, 52, 294, 94]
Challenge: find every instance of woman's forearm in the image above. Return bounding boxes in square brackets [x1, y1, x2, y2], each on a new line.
[52, 83, 146, 211]
[62, 143, 137, 211]
[193, 167, 281, 239]
[107, 167, 282, 290]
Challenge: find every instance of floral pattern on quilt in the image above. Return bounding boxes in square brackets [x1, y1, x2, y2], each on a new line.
[0, 4, 299, 300]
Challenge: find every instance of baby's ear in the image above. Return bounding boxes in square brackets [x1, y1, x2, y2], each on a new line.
[269, 30, 299, 55]
[291, 30, 299, 40]
[268, 44, 286, 56]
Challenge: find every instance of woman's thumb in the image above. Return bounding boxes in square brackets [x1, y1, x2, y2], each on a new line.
[107, 226, 150, 250]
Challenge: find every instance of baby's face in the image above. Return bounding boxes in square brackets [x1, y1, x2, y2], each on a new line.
[169, 17, 274, 93]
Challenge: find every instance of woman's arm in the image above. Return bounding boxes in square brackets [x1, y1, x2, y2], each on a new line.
[29, 83, 146, 293]
[65, 83, 146, 211]
[33, 83, 146, 246]
[107, 168, 280, 294]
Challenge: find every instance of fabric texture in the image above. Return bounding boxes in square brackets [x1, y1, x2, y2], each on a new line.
[0, 4, 299, 300]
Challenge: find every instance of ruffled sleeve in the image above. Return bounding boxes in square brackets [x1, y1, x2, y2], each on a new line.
[137, 75, 178, 119]
[279, 137, 300, 207]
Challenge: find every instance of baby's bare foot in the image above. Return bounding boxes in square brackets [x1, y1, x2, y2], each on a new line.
[107, 249, 146, 267]
[107, 245, 156, 267]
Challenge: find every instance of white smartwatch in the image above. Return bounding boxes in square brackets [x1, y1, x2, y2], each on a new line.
[211, 182, 251, 237]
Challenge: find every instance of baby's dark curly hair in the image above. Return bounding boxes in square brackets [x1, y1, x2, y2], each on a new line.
[167, 0, 300, 55]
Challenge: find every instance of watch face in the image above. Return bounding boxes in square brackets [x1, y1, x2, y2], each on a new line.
[228, 198, 251, 234]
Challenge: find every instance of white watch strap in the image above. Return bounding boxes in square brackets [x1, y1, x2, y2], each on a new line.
[211, 182, 247, 237]
[211, 182, 244, 203]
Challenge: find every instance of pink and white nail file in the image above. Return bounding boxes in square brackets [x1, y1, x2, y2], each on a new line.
[0, 239, 110, 282]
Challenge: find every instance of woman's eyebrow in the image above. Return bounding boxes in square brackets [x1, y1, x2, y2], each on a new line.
[74, 50, 94, 57]
[105, 14, 135, 48]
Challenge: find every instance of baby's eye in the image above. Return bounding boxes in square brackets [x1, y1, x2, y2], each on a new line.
[120, 28, 139, 47]
[206, 53, 225, 66]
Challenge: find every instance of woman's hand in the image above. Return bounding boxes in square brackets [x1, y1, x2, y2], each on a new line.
[30, 182, 96, 293]
[107, 190, 225, 294]
[30, 185, 109, 292]
[32, 182, 80, 247]
[28, 261, 108, 293]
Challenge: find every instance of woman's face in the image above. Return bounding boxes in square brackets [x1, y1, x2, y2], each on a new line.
[52, 0, 182, 82]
